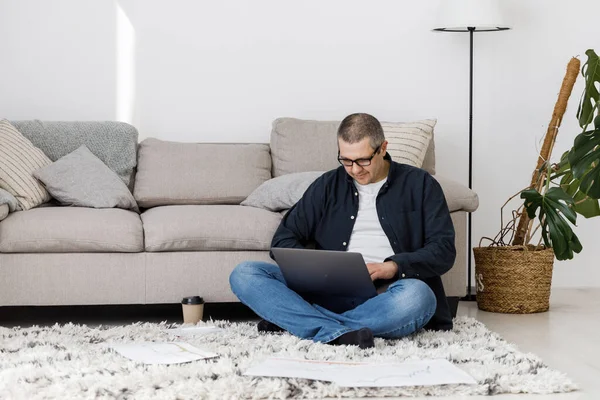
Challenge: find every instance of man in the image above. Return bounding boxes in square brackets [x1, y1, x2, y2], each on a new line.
[229, 113, 456, 349]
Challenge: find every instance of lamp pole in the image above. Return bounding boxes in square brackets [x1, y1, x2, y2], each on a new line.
[467, 27, 474, 300]
[433, 23, 510, 300]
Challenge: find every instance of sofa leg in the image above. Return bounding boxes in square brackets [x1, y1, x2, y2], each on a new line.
[447, 296, 459, 318]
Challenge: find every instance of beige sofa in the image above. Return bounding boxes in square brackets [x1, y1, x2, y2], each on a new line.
[0, 118, 478, 314]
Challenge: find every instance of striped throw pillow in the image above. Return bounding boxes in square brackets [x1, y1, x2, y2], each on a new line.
[0, 119, 52, 210]
[381, 119, 436, 169]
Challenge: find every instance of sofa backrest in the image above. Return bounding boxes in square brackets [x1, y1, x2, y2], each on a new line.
[270, 117, 436, 177]
[133, 138, 271, 208]
[10, 120, 138, 188]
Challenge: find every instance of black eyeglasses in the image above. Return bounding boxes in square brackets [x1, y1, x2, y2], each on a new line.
[337, 145, 381, 167]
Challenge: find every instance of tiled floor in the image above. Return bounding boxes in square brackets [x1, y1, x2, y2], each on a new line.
[1, 288, 598, 399]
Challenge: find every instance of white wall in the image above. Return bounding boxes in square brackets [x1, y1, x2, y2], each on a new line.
[0, 0, 599, 288]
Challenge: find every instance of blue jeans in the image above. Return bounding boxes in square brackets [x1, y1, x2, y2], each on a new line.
[229, 261, 437, 343]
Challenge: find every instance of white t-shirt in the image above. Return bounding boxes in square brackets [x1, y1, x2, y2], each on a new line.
[346, 177, 395, 263]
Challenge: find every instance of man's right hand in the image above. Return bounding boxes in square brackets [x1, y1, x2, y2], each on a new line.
[366, 261, 398, 281]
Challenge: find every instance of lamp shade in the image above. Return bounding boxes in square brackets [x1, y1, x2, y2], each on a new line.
[433, 0, 510, 32]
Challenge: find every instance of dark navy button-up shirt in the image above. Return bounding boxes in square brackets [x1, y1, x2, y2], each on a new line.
[270, 153, 456, 331]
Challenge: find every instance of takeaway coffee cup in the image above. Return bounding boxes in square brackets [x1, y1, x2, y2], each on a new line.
[181, 296, 204, 324]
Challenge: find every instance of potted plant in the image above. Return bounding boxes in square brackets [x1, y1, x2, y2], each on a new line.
[474, 49, 600, 313]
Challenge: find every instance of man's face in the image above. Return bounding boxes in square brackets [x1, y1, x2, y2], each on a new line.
[338, 138, 388, 185]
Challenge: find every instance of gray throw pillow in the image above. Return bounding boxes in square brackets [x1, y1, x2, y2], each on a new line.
[241, 171, 325, 212]
[0, 188, 18, 213]
[33, 145, 139, 212]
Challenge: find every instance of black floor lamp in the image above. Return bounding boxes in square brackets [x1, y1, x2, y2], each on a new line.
[433, 0, 510, 301]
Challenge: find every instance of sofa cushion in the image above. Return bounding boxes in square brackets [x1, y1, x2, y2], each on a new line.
[270, 117, 436, 177]
[0, 120, 52, 210]
[141, 205, 282, 252]
[0, 207, 143, 253]
[434, 176, 479, 212]
[0, 204, 8, 221]
[10, 120, 138, 189]
[271, 118, 340, 178]
[33, 145, 139, 212]
[134, 139, 271, 208]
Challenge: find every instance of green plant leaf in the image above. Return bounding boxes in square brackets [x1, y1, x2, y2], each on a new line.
[560, 173, 577, 194]
[573, 190, 600, 218]
[547, 151, 572, 184]
[544, 209, 582, 260]
[520, 188, 542, 219]
[579, 164, 600, 198]
[567, 127, 600, 198]
[558, 150, 571, 171]
[520, 187, 581, 260]
[577, 49, 600, 129]
[545, 187, 577, 223]
[560, 164, 600, 218]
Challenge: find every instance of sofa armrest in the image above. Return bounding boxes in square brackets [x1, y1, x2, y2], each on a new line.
[433, 176, 479, 213]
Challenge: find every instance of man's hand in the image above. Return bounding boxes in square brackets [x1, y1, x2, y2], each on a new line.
[366, 261, 398, 281]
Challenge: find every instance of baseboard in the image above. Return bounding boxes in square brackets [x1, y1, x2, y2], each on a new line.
[2, 299, 464, 325]
[0, 303, 259, 326]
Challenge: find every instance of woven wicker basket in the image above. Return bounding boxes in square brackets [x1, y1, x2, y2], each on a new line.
[473, 245, 555, 314]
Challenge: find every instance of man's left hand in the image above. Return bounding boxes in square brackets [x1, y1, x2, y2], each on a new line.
[366, 261, 398, 281]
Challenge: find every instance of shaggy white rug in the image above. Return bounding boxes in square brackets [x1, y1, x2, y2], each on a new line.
[0, 317, 577, 399]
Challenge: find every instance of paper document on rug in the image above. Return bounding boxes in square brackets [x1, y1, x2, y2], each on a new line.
[334, 359, 477, 387]
[166, 326, 224, 337]
[110, 342, 218, 365]
[244, 358, 476, 387]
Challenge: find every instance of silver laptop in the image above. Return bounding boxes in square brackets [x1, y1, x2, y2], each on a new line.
[271, 247, 378, 313]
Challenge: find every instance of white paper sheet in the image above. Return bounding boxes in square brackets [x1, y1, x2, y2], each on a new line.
[110, 342, 218, 365]
[166, 325, 224, 337]
[244, 358, 476, 387]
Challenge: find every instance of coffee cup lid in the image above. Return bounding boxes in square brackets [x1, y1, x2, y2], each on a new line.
[181, 296, 204, 305]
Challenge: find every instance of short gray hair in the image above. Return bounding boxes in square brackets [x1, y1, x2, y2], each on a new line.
[337, 113, 385, 150]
